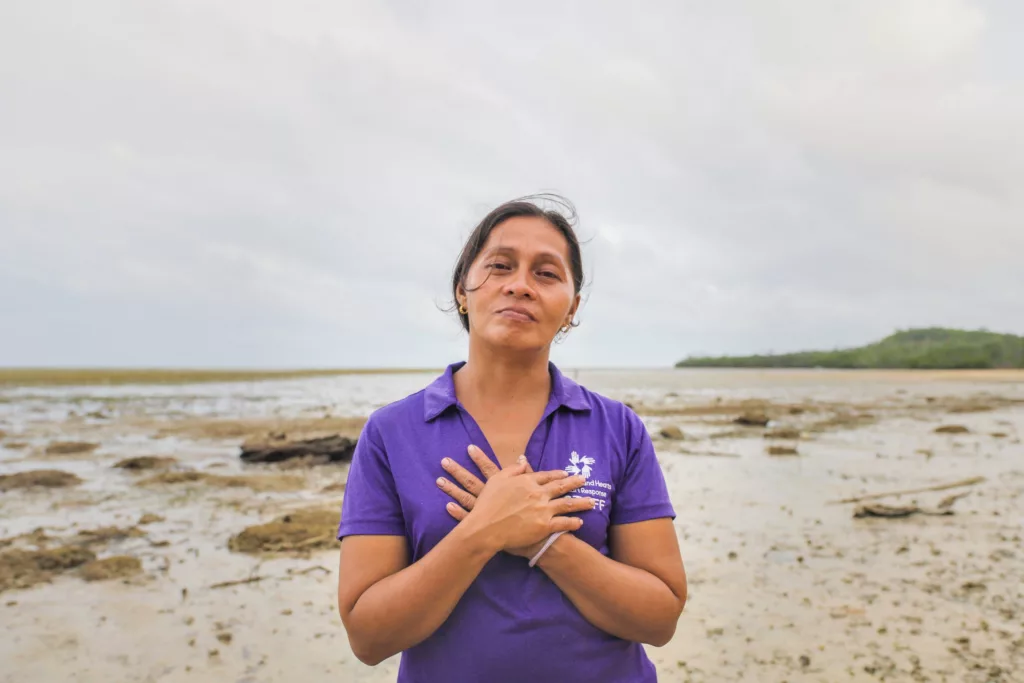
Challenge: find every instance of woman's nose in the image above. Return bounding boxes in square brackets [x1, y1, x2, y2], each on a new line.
[504, 270, 534, 298]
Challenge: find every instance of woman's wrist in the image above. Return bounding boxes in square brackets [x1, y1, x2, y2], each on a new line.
[451, 515, 502, 559]
[532, 530, 574, 569]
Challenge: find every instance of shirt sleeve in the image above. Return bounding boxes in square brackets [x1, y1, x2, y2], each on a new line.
[611, 410, 676, 526]
[336, 415, 406, 540]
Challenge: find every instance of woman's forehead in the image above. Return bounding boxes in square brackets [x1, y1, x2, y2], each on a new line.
[481, 217, 570, 262]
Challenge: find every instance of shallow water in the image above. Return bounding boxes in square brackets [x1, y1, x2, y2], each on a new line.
[2, 369, 1023, 682]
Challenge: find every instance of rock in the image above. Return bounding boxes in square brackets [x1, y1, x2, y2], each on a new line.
[934, 425, 969, 434]
[765, 427, 801, 440]
[44, 441, 99, 456]
[991, 432, 1009, 438]
[767, 445, 799, 456]
[0, 546, 96, 592]
[80, 555, 142, 582]
[75, 526, 146, 546]
[0, 470, 83, 491]
[239, 434, 357, 464]
[113, 456, 178, 471]
[137, 471, 303, 492]
[735, 412, 770, 427]
[228, 508, 339, 554]
[659, 425, 686, 440]
[949, 403, 993, 414]
[138, 514, 164, 525]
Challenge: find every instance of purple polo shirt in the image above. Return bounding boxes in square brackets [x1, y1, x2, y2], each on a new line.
[338, 362, 676, 683]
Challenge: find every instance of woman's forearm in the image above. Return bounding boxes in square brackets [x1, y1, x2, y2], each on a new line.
[535, 534, 684, 646]
[345, 521, 497, 665]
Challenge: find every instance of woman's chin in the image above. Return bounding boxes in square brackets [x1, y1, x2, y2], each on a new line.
[481, 329, 551, 352]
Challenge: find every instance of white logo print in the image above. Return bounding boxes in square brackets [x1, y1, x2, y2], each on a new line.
[565, 451, 595, 480]
[564, 450, 612, 512]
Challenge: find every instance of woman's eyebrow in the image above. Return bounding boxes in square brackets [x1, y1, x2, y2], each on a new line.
[482, 246, 517, 259]
[532, 251, 568, 268]
[483, 245, 566, 266]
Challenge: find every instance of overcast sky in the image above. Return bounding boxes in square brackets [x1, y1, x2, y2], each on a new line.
[1, 1, 1022, 368]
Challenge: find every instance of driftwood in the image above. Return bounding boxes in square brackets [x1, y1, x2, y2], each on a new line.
[209, 575, 267, 589]
[678, 448, 741, 458]
[239, 435, 357, 464]
[853, 503, 954, 519]
[854, 491, 972, 519]
[830, 476, 985, 505]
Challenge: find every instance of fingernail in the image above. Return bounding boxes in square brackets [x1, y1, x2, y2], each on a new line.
[588, 498, 597, 507]
[517, 455, 526, 463]
[576, 518, 584, 527]
[442, 458, 451, 467]
[446, 502, 455, 509]
[436, 477, 446, 487]
[467, 444, 476, 454]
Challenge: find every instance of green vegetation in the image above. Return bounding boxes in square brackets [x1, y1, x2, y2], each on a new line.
[676, 328, 1024, 370]
[0, 367, 437, 388]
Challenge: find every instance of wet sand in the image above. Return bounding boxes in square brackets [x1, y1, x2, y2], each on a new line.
[1, 369, 1022, 682]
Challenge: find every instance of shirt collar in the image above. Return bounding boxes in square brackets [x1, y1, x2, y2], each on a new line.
[423, 361, 592, 422]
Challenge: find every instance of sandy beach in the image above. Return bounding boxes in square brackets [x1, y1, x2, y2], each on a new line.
[1, 368, 1022, 682]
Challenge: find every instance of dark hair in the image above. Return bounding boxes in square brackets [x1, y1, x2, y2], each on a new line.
[451, 194, 584, 332]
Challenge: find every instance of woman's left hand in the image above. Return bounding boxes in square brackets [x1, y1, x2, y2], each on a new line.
[437, 445, 568, 559]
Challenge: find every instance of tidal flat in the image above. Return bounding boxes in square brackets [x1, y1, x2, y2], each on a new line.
[1, 368, 1022, 682]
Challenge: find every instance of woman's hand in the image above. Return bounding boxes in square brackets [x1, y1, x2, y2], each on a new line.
[437, 445, 593, 556]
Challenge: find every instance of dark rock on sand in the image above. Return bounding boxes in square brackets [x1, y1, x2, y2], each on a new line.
[0, 470, 82, 491]
[734, 412, 770, 427]
[765, 427, 801, 440]
[659, 425, 687, 440]
[935, 425, 970, 434]
[44, 441, 99, 456]
[767, 445, 799, 456]
[137, 470, 303, 492]
[239, 435, 357, 465]
[0, 546, 96, 592]
[80, 555, 142, 582]
[228, 508, 339, 554]
[113, 456, 178, 471]
[75, 526, 146, 547]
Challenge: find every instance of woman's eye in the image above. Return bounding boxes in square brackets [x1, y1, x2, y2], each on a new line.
[538, 270, 561, 280]
[488, 262, 511, 271]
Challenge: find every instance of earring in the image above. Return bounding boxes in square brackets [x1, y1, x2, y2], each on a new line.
[560, 322, 572, 334]
[458, 302, 468, 315]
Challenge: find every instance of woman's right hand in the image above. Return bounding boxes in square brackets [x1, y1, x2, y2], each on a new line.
[443, 447, 594, 552]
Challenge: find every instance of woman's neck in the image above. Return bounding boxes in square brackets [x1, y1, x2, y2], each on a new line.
[455, 340, 552, 409]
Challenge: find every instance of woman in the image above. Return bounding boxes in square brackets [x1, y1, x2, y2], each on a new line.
[337, 196, 687, 682]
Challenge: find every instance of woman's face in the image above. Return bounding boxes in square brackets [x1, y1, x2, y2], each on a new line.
[459, 216, 580, 353]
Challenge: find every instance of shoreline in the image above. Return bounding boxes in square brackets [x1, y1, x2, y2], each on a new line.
[3, 367, 1024, 389]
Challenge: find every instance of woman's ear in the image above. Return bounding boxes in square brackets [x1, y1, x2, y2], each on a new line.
[569, 294, 581, 322]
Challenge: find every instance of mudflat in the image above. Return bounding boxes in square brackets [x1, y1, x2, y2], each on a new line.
[1, 368, 1021, 682]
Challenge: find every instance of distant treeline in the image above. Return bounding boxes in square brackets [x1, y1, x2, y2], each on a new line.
[676, 328, 1024, 370]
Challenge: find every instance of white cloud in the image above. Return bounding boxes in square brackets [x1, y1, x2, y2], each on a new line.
[0, 0, 1020, 367]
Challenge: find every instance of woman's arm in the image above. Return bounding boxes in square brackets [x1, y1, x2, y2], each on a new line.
[337, 520, 498, 666]
[533, 519, 687, 646]
[439, 451, 687, 646]
[338, 459, 591, 665]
